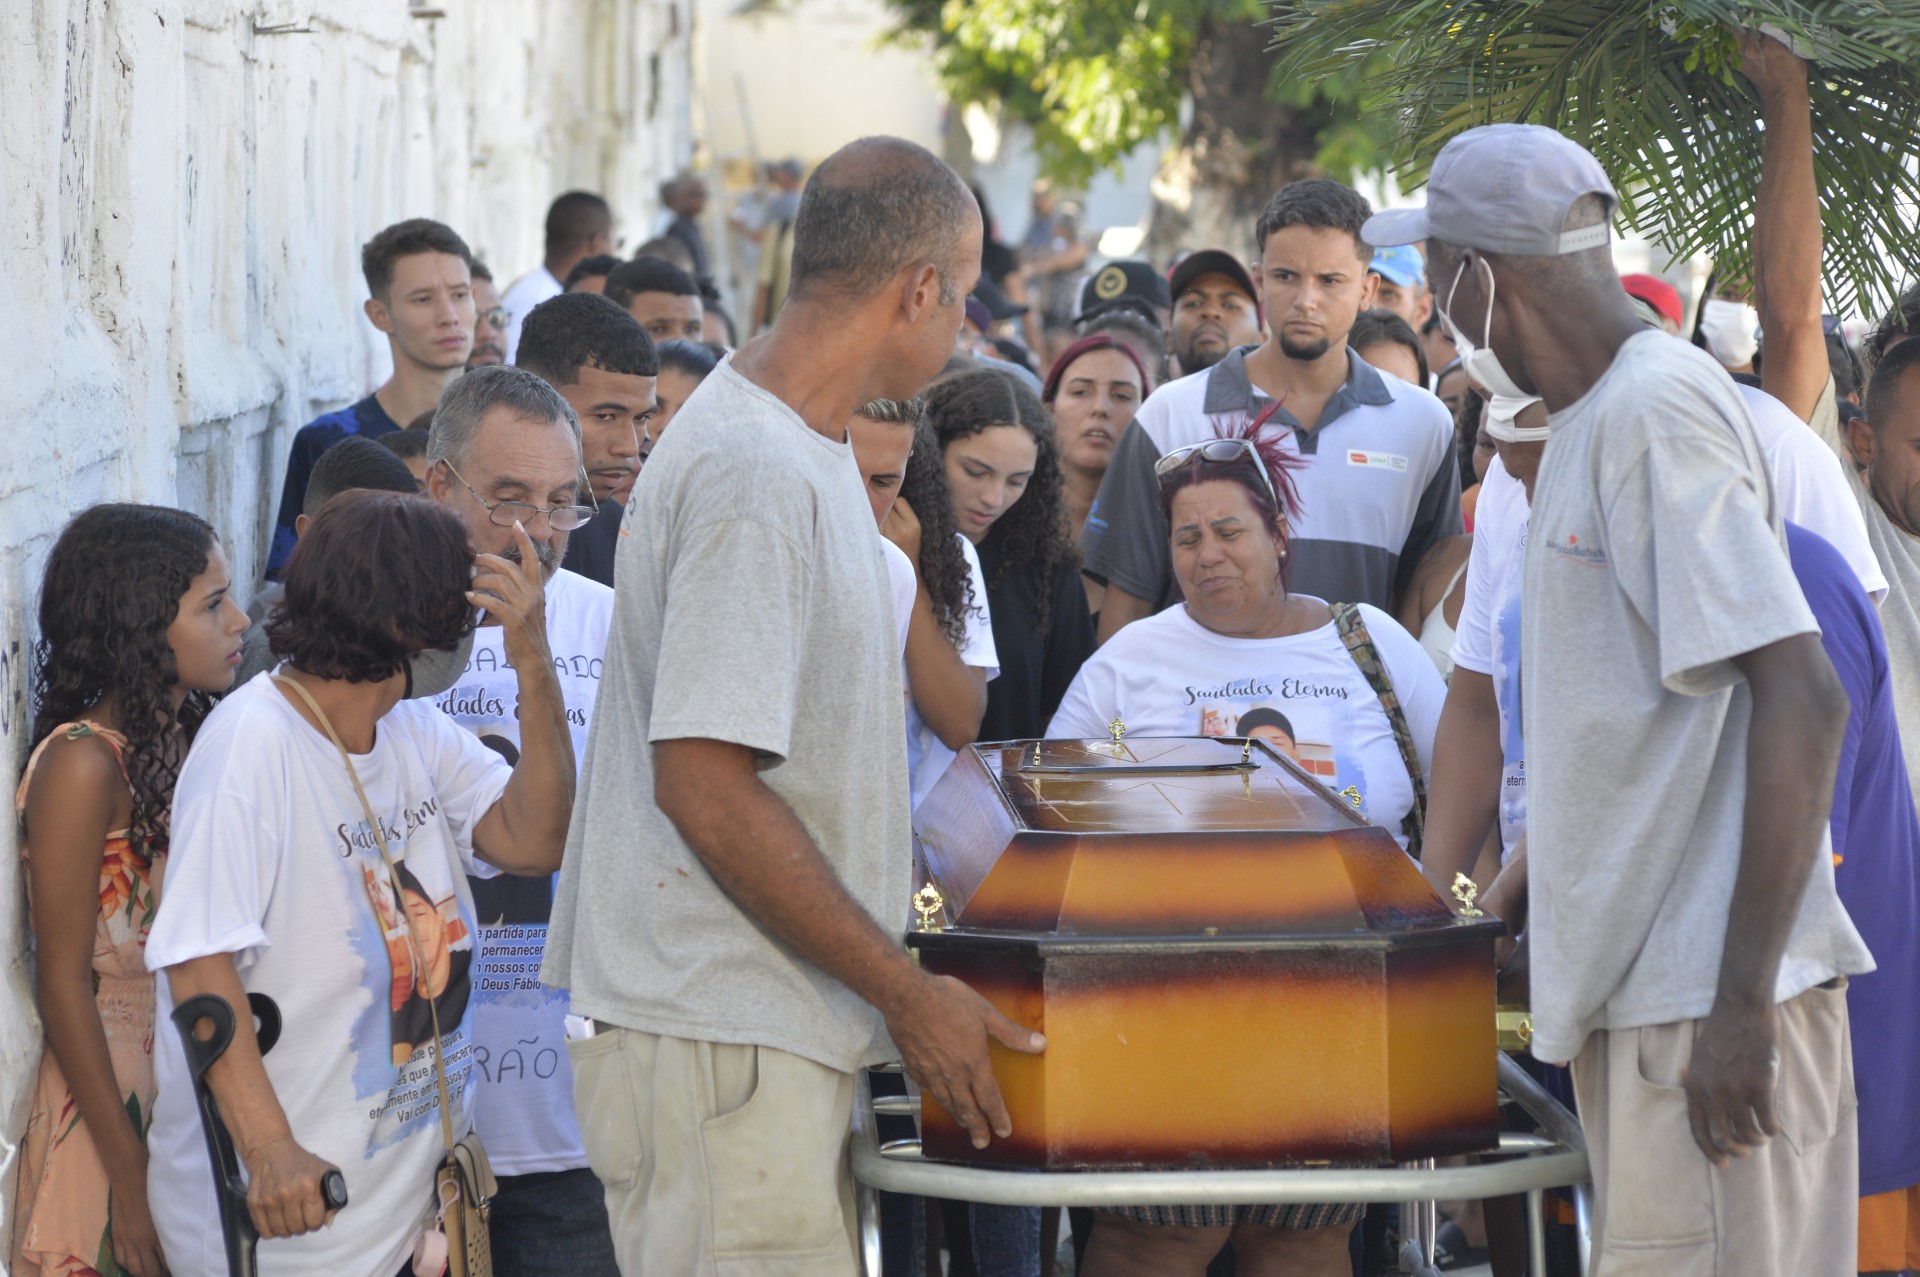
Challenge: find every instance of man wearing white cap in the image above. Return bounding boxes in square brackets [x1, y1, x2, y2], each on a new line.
[1370, 123, 1872, 1276]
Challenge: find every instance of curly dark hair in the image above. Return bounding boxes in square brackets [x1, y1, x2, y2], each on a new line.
[898, 418, 974, 647]
[29, 504, 221, 860]
[268, 490, 475, 684]
[904, 367, 1079, 639]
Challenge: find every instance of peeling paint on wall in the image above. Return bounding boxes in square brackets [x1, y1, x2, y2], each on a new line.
[0, 0, 694, 1247]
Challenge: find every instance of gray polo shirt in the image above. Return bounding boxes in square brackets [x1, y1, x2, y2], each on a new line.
[1079, 346, 1461, 613]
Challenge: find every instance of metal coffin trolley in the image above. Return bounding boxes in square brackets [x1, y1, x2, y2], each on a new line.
[851, 734, 1591, 1275]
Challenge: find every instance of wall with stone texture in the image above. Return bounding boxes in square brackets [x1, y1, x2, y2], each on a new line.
[0, 0, 692, 1244]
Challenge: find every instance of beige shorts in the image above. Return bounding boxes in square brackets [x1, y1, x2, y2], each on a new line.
[1571, 980, 1858, 1277]
[567, 1026, 859, 1276]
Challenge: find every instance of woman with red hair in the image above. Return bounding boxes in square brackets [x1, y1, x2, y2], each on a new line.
[1043, 333, 1150, 547]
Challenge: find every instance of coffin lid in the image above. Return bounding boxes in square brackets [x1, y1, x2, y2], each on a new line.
[913, 737, 1455, 936]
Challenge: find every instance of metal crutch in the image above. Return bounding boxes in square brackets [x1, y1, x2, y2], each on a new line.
[172, 992, 349, 1277]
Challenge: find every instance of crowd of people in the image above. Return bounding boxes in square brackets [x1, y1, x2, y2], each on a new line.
[10, 25, 1919, 1277]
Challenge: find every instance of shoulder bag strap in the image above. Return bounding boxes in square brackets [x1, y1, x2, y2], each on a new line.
[271, 673, 460, 1160]
[1329, 604, 1427, 859]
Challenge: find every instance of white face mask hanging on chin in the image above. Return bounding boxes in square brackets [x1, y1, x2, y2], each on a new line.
[1438, 255, 1532, 401]
[1484, 393, 1550, 443]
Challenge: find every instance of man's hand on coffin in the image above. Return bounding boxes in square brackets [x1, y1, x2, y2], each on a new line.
[1682, 998, 1781, 1169]
[886, 974, 1046, 1150]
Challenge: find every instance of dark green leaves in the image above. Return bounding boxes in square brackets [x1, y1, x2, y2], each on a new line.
[1270, 0, 1920, 312]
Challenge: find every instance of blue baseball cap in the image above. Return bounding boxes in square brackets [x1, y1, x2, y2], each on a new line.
[1368, 244, 1425, 289]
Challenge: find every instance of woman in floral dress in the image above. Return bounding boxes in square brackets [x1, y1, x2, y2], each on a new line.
[13, 505, 248, 1277]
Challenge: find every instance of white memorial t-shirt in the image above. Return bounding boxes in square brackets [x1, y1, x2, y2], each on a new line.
[882, 537, 916, 654]
[433, 568, 612, 1176]
[1048, 601, 1444, 849]
[1450, 457, 1530, 857]
[905, 534, 1000, 812]
[147, 674, 512, 1277]
[1737, 382, 1886, 601]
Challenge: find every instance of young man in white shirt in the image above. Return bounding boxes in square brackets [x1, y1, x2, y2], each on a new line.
[501, 191, 617, 362]
[1370, 123, 1870, 1276]
[1082, 179, 1460, 642]
[423, 366, 619, 1276]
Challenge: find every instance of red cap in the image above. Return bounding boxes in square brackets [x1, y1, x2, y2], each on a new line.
[1620, 273, 1682, 329]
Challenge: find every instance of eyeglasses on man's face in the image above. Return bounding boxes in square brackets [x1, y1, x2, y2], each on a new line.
[440, 459, 597, 531]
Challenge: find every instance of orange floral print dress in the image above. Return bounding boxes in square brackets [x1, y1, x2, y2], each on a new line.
[10, 723, 165, 1277]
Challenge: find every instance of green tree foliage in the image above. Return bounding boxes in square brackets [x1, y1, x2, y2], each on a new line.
[883, 0, 1389, 188]
[1271, 0, 1920, 312]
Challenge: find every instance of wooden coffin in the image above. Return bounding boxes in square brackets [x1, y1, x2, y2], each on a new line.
[904, 736, 1502, 1170]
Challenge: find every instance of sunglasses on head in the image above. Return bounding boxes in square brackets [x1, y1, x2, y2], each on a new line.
[1153, 438, 1279, 507]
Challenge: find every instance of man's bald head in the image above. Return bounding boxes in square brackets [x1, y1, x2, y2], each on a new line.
[788, 136, 979, 304]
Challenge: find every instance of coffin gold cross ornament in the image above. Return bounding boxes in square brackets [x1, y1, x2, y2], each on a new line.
[1451, 872, 1484, 918]
[912, 884, 946, 933]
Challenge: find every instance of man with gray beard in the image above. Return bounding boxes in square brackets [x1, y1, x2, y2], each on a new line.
[424, 365, 620, 1276]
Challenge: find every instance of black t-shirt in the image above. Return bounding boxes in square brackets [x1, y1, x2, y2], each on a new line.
[976, 536, 1096, 741]
[561, 498, 623, 588]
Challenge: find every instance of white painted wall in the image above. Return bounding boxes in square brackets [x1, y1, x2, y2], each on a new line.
[0, 0, 691, 1244]
[697, 0, 944, 166]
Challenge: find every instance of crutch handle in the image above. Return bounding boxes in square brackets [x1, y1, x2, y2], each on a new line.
[171, 992, 347, 1276]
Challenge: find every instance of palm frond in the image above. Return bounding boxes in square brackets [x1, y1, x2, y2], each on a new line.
[1271, 0, 1920, 313]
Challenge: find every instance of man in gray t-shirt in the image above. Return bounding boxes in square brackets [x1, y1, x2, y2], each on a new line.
[1370, 125, 1870, 1276]
[542, 137, 1043, 1276]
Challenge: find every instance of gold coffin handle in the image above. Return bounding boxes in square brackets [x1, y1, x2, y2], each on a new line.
[1496, 1006, 1534, 1052]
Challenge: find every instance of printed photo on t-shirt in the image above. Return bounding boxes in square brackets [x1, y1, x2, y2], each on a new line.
[1186, 676, 1368, 811]
[335, 792, 481, 1153]
[360, 857, 474, 1069]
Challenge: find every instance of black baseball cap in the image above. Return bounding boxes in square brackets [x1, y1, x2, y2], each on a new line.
[1168, 249, 1259, 310]
[1076, 296, 1162, 331]
[1074, 259, 1171, 324]
[972, 275, 1029, 321]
